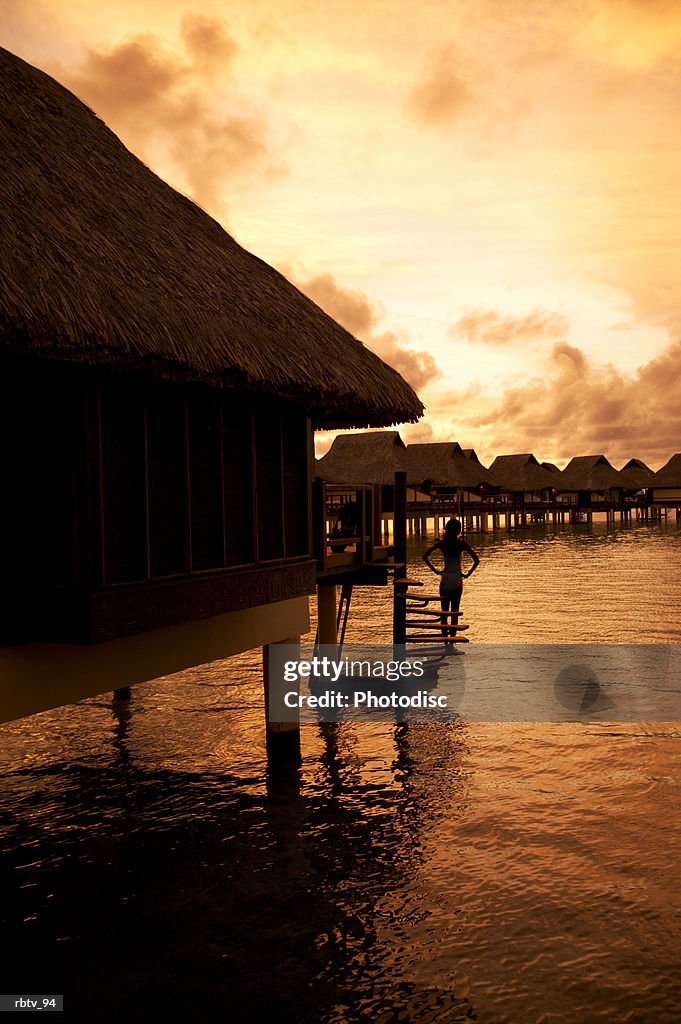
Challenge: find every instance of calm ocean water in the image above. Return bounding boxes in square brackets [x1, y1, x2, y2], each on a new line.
[1, 519, 680, 1023]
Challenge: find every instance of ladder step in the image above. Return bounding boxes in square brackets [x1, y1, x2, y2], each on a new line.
[404, 609, 465, 620]
[405, 621, 469, 630]
[398, 594, 464, 605]
[404, 635, 469, 643]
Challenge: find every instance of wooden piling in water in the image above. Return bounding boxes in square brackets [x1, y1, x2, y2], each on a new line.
[263, 634, 302, 763]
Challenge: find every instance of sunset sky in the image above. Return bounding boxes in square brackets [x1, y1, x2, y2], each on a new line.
[5, 0, 681, 466]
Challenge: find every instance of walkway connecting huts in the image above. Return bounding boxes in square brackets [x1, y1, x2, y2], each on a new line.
[651, 455, 681, 519]
[0, 47, 422, 729]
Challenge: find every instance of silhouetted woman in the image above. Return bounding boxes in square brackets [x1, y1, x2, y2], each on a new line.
[422, 519, 479, 642]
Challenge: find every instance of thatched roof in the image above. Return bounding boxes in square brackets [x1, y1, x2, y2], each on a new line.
[314, 458, 336, 482]
[317, 431, 407, 485]
[406, 442, 497, 489]
[618, 458, 654, 490]
[651, 453, 681, 487]
[489, 454, 557, 493]
[464, 448, 499, 486]
[560, 455, 623, 491]
[0, 47, 423, 429]
[541, 461, 561, 474]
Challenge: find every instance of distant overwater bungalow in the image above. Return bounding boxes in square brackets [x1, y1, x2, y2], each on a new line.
[0, 47, 422, 726]
[651, 454, 681, 512]
[404, 442, 499, 531]
[559, 454, 625, 510]
[618, 458, 655, 492]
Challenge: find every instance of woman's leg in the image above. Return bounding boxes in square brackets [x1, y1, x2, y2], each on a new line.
[448, 583, 463, 637]
[440, 595, 451, 641]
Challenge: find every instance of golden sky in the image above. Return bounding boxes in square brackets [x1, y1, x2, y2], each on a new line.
[6, 0, 681, 466]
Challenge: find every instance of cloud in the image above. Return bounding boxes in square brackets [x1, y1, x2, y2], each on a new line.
[450, 308, 569, 345]
[407, 46, 472, 125]
[293, 271, 441, 392]
[441, 338, 681, 465]
[59, 16, 281, 212]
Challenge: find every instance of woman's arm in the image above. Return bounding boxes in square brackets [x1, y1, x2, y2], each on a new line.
[462, 542, 480, 578]
[422, 543, 442, 575]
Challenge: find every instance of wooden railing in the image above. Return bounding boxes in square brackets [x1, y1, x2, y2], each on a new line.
[312, 481, 388, 573]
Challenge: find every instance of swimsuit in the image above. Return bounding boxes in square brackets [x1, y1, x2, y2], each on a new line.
[439, 549, 464, 597]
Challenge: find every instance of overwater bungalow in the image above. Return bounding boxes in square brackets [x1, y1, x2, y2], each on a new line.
[650, 454, 681, 514]
[317, 430, 409, 485]
[0, 47, 421, 723]
[315, 430, 410, 532]
[406, 442, 498, 504]
[489, 454, 558, 503]
[559, 455, 625, 508]
[618, 458, 655, 493]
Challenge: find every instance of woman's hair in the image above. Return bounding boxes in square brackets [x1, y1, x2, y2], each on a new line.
[440, 518, 463, 555]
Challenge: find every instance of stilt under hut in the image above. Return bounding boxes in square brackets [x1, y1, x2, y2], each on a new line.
[0, 47, 423, 749]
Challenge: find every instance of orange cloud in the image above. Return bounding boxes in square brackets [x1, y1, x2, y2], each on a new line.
[59, 15, 281, 212]
[293, 271, 441, 392]
[444, 338, 681, 465]
[450, 308, 569, 345]
[407, 45, 471, 125]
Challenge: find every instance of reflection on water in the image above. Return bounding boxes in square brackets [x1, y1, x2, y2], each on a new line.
[1, 520, 680, 1023]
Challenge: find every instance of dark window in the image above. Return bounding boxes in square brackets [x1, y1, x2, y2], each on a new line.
[222, 400, 255, 566]
[282, 410, 309, 557]
[147, 386, 188, 576]
[188, 394, 224, 570]
[101, 381, 147, 583]
[255, 408, 283, 561]
[18, 373, 79, 586]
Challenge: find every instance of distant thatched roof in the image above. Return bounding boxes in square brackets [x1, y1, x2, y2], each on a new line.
[541, 461, 560, 474]
[489, 454, 557, 493]
[406, 442, 497, 489]
[0, 47, 423, 430]
[314, 458, 336, 482]
[317, 431, 407, 484]
[560, 455, 623, 491]
[651, 453, 681, 487]
[618, 458, 654, 490]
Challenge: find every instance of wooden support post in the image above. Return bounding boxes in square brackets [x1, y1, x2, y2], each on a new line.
[263, 634, 301, 763]
[318, 584, 337, 648]
[393, 471, 408, 645]
[113, 686, 131, 701]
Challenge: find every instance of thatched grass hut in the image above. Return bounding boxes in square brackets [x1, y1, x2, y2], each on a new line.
[405, 442, 498, 499]
[0, 47, 421, 431]
[560, 455, 624, 504]
[0, 47, 422, 720]
[317, 431, 408, 485]
[650, 454, 681, 506]
[618, 458, 654, 491]
[488, 454, 557, 501]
